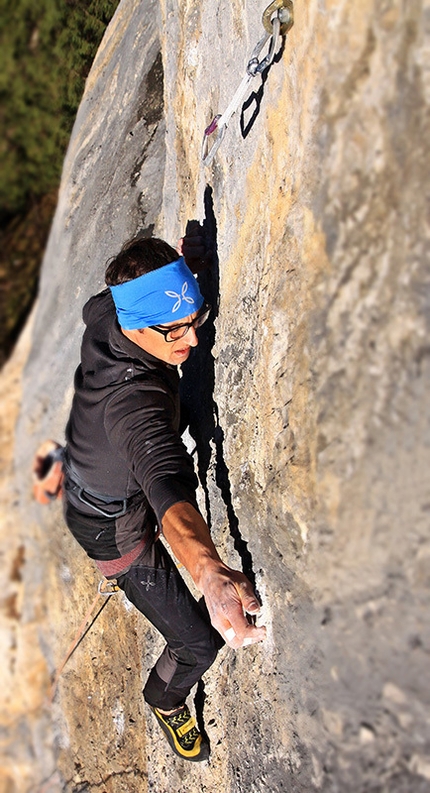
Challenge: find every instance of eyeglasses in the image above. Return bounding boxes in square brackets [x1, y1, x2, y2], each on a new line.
[149, 302, 211, 342]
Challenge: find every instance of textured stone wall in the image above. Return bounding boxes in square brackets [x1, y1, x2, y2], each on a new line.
[1, 0, 429, 790]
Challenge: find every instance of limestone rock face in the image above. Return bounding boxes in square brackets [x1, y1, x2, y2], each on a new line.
[2, 0, 429, 790]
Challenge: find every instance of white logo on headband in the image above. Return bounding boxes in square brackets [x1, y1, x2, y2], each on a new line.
[165, 281, 195, 313]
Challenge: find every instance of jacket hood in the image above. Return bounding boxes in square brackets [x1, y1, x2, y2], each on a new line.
[80, 290, 174, 390]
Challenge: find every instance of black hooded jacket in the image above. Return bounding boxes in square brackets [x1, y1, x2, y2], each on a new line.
[64, 289, 199, 554]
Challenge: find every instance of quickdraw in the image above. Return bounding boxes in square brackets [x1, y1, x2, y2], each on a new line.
[201, 0, 294, 166]
[48, 578, 119, 702]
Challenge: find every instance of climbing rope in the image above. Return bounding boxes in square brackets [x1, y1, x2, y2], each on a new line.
[48, 578, 119, 703]
[201, 0, 294, 166]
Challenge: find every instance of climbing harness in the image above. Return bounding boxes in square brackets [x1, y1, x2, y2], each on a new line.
[48, 578, 119, 702]
[201, 0, 294, 166]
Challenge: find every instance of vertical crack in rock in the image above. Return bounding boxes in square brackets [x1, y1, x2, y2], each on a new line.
[131, 50, 164, 186]
[212, 403, 259, 597]
[181, 188, 259, 597]
[137, 50, 164, 126]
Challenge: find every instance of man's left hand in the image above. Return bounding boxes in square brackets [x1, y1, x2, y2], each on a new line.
[177, 220, 213, 274]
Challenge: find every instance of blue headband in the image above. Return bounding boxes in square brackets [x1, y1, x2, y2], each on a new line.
[109, 256, 204, 330]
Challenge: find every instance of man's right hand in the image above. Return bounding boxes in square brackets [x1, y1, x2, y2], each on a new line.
[162, 502, 266, 649]
[197, 559, 267, 649]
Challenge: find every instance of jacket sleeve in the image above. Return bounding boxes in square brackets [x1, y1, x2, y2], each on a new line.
[104, 380, 199, 525]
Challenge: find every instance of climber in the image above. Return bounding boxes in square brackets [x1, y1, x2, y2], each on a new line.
[62, 229, 266, 761]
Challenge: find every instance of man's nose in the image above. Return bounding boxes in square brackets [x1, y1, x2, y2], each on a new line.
[184, 325, 199, 346]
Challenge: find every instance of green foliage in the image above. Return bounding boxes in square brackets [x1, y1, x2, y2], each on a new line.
[0, 0, 119, 221]
[0, 0, 119, 364]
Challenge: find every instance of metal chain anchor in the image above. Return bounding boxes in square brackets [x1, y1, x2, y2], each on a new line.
[263, 0, 294, 36]
[201, 0, 294, 167]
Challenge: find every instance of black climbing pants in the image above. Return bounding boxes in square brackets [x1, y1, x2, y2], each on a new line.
[116, 539, 223, 710]
[64, 497, 223, 711]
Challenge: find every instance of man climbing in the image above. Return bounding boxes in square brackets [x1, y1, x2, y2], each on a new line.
[62, 233, 266, 761]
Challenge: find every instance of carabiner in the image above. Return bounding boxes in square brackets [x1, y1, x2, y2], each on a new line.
[98, 578, 119, 596]
[248, 17, 281, 75]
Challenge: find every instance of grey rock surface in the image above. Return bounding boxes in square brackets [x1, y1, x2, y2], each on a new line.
[19, 0, 165, 449]
[2, 0, 429, 791]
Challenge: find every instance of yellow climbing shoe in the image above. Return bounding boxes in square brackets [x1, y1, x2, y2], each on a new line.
[150, 704, 209, 762]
